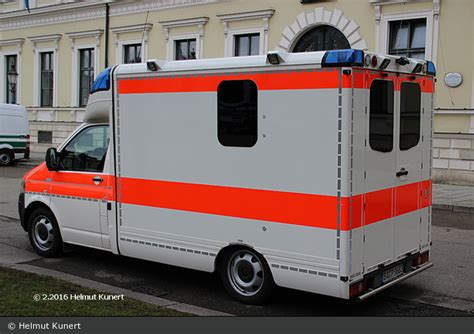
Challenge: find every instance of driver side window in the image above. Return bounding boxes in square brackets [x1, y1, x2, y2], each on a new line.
[60, 125, 109, 172]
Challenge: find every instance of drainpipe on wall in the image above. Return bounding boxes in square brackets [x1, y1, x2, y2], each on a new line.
[105, 2, 110, 69]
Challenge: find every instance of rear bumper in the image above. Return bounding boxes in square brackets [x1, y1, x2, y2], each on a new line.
[356, 262, 433, 301]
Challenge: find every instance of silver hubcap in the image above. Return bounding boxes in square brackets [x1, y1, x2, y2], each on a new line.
[33, 216, 55, 251]
[228, 250, 264, 297]
[0, 153, 10, 164]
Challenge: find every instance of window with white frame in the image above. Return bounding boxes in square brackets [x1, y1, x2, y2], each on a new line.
[234, 33, 260, 57]
[159, 17, 208, 61]
[66, 30, 102, 108]
[389, 18, 426, 59]
[123, 43, 142, 64]
[40, 51, 54, 107]
[175, 39, 197, 60]
[78, 48, 95, 107]
[217, 9, 274, 58]
[112, 24, 152, 65]
[376, 9, 437, 62]
[5, 55, 18, 104]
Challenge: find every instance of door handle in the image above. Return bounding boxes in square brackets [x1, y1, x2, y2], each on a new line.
[92, 176, 104, 183]
[396, 168, 409, 177]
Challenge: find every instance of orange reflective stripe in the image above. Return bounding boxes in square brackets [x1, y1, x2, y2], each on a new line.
[396, 182, 420, 216]
[24, 163, 50, 193]
[419, 180, 432, 208]
[50, 172, 112, 200]
[26, 164, 432, 231]
[364, 187, 394, 225]
[355, 70, 434, 93]
[118, 68, 434, 94]
[118, 69, 343, 94]
[119, 177, 340, 230]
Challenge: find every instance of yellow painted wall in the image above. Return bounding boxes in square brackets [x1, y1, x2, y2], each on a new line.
[435, 0, 473, 109]
[0, 0, 473, 134]
[434, 115, 471, 133]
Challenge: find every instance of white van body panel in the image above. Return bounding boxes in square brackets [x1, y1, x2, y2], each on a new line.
[0, 103, 29, 160]
[23, 51, 434, 300]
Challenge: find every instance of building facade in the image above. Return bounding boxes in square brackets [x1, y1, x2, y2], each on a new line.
[0, 0, 473, 184]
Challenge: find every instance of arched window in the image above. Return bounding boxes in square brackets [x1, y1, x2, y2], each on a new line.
[292, 25, 350, 53]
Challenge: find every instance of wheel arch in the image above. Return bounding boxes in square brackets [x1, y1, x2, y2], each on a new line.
[24, 201, 55, 231]
[0, 144, 14, 150]
[214, 243, 261, 273]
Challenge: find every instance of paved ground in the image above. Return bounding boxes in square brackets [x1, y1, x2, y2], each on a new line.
[433, 184, 473, 212]
[1, 164, 473, 316]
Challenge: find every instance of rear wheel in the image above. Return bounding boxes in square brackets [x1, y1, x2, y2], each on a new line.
[220, 248, 274, 305]
[0, 149, 13, 166]
[28, 208, 63, 257]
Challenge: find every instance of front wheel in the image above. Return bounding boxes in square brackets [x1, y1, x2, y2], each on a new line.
[28, 208, 63, 257]
[0, 149, 13, 166]
[220, 248, 274, 305]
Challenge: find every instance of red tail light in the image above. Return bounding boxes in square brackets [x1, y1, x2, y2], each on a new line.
[349, 280, 368, 298]
[412, 252, 429, 267]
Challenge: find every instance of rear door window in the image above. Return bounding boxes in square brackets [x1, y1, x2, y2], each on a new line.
[399, 82, 421, 150]
[369, 80, 394, 152]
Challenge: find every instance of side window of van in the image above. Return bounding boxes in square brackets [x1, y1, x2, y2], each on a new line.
[60, 125, 109, 172]
[400, 82, 421, 150]
[369, 80, 394, 153]
[217, 80, 258, 147]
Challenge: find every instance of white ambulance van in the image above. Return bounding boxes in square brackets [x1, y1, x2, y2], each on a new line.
[0, 103, 30, 166]
[19, 49, 435, 304]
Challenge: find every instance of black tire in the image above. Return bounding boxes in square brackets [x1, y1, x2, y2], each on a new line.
[0, 149, 13, 166]
[28, 207, 63, 257]
[219, 247, 274, 305]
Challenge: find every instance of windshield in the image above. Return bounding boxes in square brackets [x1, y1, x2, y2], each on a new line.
[90, 68, 111, 94]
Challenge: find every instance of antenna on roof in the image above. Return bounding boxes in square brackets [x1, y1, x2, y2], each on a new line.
[137, 10, 149, 62]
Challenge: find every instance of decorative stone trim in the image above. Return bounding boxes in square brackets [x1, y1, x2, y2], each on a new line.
[217, 9, 275, 57]
[66, 29, 103, 49]
[112, 24, 152, 64]
[111, 23, 153, 45]
[159, 16, 209, 30]
[217, 9, 274, 37]
[110, 23, 153, 36]
[159, 17, 209, 60]
[0, 3, 105, 30]
[0, 42, 23, 104]
[109, 0, 216, 17]
[371, 0, 439, 63]
[216, 9, 275, 23]
[28, 34, 62, 51]
[277, 7, 368, 52]
[28, 107, 85, 123]
[0, 0, 215, 31]
[159, 16, 209, 41]
[0, 38, 25, 51]
[66, 30, 103, 107]
[29, 35, 61, 107]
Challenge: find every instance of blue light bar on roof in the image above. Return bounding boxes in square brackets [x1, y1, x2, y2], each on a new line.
[321, 49, 364, 68]
[91, 67, 111, 94]
[426, 61, 436, 76]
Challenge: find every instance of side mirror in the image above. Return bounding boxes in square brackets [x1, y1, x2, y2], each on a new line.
[45, 148, 59, 171]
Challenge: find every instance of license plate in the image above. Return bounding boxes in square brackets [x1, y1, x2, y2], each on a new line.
[382, 264, 404, 283]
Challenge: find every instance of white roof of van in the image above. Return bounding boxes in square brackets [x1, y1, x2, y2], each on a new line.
[114, 50, 433, 77]
[115, 51, 327, 76]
